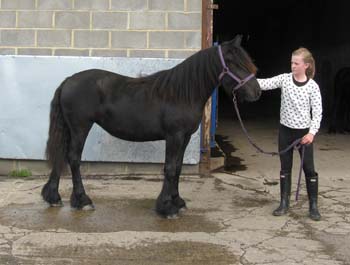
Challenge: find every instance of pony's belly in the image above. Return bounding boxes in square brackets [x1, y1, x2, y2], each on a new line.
[110, 131, 164, 142]
[97, 121, 164, 142]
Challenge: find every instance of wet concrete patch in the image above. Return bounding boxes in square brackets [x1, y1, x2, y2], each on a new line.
[118, 176, 162, 182]
[215, 135, 247, 172]
[13, 241, 238, 265]
[316, 231, 350, 265]
[214, 178, 226, 191]
[0, 198, 221, 233]
[0, 255, 19, 265]
[318, 147, 341, 151]
[232, 196, 272, 208]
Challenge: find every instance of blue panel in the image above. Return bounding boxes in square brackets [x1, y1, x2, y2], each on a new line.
[210, 88, 218, 148]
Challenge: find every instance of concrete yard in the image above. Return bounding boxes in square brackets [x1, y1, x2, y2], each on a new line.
[0, 118, 349, 265]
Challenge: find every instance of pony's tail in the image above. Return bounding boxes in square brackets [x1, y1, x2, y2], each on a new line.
[45, 81, 70, 171]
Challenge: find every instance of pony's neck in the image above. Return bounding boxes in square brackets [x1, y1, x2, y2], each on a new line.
[149, 45, 221, 108]
[188, 46, 221, 107]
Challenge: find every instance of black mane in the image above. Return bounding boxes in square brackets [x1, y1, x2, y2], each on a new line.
[132, 43, 257, 106]
[138, 46, 221, 106]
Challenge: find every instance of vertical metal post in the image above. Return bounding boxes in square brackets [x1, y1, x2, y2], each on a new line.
[200, 0, 217, 170]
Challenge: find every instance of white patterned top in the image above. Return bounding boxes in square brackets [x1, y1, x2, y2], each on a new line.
[257, 73, 322, 135]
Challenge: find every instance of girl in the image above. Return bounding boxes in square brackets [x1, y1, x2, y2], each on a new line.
[258, 48, 322, 221]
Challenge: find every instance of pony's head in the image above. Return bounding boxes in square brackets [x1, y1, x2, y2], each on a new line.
[219, 35, 261, 102]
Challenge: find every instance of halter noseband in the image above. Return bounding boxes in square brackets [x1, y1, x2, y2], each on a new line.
[218, 45, 255, 92]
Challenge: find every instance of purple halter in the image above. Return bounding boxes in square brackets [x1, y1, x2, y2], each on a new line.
[218, 45, 255, 91]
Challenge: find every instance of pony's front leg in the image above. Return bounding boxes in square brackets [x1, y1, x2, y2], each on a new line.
[172, 134, 191, 211]
[156, 165, 179, 218]
[156, 135, 185, 218]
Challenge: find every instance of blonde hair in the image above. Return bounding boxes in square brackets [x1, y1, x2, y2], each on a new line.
[292, 47, 315, 79]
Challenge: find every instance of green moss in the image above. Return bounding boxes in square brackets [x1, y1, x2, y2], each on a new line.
[9, 169, 32, 178]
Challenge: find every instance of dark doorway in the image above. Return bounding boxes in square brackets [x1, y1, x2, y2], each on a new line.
[213, 0, 350, 128]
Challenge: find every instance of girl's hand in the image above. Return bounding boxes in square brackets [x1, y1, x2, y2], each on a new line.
[301, 133, 314, 145]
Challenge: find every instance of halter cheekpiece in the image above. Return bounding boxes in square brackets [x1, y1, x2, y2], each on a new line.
[217, 45, 255, 92]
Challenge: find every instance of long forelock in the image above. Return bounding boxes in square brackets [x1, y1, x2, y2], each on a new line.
[232, 46, 257, 75]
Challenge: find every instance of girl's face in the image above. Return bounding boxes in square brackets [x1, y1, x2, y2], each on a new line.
[291, 55, 309, 77]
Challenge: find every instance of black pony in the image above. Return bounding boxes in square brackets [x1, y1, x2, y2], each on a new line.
[42, 35, 261, 218]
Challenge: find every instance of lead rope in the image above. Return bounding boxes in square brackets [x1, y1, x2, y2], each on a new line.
[231, 93, 305, 201]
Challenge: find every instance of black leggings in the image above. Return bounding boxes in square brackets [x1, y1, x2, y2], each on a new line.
[278, 124, 316, 178]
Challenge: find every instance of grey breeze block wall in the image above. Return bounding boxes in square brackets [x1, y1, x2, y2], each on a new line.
[0, 0, 202, 59]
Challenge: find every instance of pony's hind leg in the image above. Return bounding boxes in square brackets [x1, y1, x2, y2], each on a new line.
[42, 166, 63, 207]
[68, 124, 94, 210]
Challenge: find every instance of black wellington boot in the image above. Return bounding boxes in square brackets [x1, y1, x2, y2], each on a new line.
[306, 173, 321, 221]
[273, 172, 291, 216]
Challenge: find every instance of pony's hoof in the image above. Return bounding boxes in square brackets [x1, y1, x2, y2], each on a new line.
[41, 183, 62, 206]
[166, 213, 179, 219]
[155, 201, 179, 218]
[50, 201, 63, 207]
[70, 192, 93, 210]
[82, 204, 95, 211]
[173, 196, 186, 209]
[179, 206, 187, 212]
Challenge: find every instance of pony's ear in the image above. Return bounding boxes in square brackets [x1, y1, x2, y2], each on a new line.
[230, 35, 242, 46]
